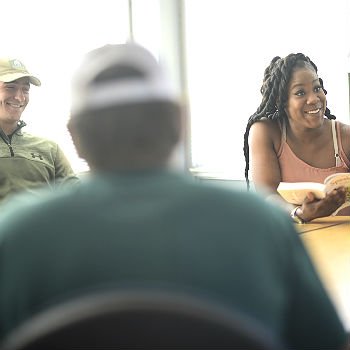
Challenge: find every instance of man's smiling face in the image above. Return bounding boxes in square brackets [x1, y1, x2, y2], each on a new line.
[0, 77, 30, 128]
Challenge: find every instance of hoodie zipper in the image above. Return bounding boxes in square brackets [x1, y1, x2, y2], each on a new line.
[6, 141, 14, 157]
[0, 121, 26, 157]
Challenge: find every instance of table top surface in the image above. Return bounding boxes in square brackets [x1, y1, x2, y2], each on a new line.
[295, 216, 350, 331]
[297, 216, 349, 234]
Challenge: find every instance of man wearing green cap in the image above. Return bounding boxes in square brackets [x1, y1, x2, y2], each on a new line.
[0, 58, 75, 205]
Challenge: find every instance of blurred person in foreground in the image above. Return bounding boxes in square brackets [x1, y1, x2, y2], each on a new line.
[0, 43, 347, 350]
[0, 57, 76, 205]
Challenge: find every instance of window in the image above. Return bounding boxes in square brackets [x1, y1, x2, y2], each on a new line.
[3, 0, 349, 178]
[184, 0, 350, 180]
[2, 0, 130, 173]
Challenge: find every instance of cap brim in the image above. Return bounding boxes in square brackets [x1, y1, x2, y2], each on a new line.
[0, 72, 41, 86]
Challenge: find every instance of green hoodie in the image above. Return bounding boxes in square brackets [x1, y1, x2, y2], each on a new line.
[0, 121, 75, 204]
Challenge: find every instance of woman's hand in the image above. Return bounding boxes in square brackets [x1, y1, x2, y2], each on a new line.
[298, 187, 347, 222]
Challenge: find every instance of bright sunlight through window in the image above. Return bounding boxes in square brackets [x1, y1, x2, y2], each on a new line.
[2, 0, 130, 174]
[185, 0, 350, 180]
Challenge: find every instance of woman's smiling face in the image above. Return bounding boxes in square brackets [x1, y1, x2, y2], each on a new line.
[284, 63, 326, 128]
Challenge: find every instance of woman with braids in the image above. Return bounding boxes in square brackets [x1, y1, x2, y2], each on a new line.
[244, 53, 350, 223]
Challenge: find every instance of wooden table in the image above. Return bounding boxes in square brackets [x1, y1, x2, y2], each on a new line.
[296, 216, 350, 331]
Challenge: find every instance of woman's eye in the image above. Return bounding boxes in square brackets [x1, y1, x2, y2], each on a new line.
[314, 86, 322, 92]
[295, 90, 305, 96]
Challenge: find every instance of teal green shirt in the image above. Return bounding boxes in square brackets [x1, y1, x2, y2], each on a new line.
[0, 171, 347, 349]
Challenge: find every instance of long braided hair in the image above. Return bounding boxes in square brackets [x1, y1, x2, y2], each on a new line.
[243, 53, 336, 190]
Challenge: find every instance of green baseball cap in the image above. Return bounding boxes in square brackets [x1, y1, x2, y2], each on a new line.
[0, 58, 41, 86]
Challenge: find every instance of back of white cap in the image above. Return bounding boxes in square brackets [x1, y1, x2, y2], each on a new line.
[71, 43, 178, 115]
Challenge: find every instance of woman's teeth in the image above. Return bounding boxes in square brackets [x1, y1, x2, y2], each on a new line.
[305, 108, 320, 114]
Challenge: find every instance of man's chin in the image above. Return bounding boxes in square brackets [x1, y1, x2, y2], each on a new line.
[6, 116, 22, 124]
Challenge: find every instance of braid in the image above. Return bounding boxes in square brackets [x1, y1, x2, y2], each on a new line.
[243, 53, 336, 189]
[318, 77, 336, 120]
[304, 57, 335, 120]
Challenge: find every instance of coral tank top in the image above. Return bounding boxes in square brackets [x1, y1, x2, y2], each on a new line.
[277, 120, 350, 215]
[277, 120, 350, 183]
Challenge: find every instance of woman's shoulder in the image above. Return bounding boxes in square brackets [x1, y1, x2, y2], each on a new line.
[250, 117, 281, 132]
[249, 118, 282, 150]
[337, 120, 350, 134]
[337, 120, 350, 153]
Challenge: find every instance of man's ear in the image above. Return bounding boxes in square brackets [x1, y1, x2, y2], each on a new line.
[67, 117, 86, 159]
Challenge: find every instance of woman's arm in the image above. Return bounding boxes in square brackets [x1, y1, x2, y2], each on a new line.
[248, 119, 282, 195]
[248, 120, 347, 222]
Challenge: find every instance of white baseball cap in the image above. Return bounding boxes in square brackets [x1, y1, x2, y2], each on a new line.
[71, 42, 179, 116]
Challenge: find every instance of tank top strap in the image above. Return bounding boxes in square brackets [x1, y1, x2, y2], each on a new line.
[281, 119, 287, 142]
[331, 119, 342, 167]
[276, 119, 286, 158]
